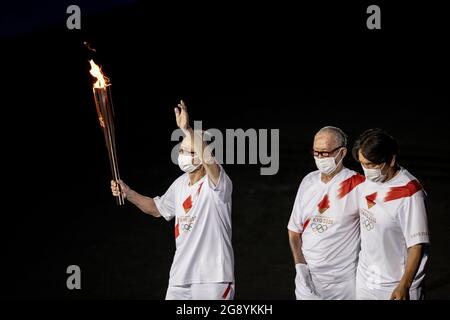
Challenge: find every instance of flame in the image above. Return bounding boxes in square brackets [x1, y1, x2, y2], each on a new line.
[89, 59, 109, 88]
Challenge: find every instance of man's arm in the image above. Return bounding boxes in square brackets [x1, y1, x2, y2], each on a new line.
[175, 100, 221, 186]
[111, 180, 161, 218]
[390, 244, 424, 300]
[288, 230, 307, 265]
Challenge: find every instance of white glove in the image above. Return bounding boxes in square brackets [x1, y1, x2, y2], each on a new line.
[295, 263, 320, 300]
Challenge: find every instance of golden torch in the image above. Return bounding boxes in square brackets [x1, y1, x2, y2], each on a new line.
[89, 60, 124, 205]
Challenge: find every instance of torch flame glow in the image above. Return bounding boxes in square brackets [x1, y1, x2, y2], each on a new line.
[89, 59, 110, 88]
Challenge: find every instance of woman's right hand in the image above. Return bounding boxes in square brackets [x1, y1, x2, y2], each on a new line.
[111, 179, 130, 199]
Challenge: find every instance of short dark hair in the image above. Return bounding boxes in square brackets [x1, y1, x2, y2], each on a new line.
[352, 128, 398, 164]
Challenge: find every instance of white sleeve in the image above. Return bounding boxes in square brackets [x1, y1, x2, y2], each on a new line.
[397, 191, 430, 248]
[287, 180, 307, 233]
[153, 179, 179, 221]
[208, 165, 232, 203]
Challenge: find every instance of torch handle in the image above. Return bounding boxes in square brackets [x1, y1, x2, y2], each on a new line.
[93, 87, 124, 206]
[116, 180, 125, 205]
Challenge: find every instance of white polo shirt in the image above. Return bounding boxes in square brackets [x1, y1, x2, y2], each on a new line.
[357, 167, 429, 290]
[288, 168, 364, 284]
[154, 166, 234, 286]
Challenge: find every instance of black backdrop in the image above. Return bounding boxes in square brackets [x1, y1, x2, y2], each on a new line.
[2, 1, 449, 299]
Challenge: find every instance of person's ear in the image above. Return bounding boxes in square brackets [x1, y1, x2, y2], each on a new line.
[341, 147, 348, 159]
[390, 155, 397, 167]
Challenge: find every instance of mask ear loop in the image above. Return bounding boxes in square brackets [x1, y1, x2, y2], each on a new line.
[334, 148, 344, 168]
[378, 162, 386, 174]
[379, 162, 387, 180]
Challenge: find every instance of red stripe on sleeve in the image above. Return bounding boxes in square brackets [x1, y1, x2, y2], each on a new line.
[338, 174, 365, 199]
[303, 218, 311, 231]
[384, 180, 422, 202]
[175, 223, 180, 239]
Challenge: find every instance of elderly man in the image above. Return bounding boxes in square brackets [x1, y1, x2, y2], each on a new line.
[288, 126, 364, 300]
[353, 128, 429, 300]
[111, 100, 235, 300]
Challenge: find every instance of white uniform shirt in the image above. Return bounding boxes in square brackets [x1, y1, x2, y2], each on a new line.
[357, 167, 429, 290]
[154, 166, 234, 286]
[288, 168, 364, 284]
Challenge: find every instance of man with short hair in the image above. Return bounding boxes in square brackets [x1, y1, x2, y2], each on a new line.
[288, 126, 364, 300]
[353, 128, 429, 300]
[111, 100, 235, 300]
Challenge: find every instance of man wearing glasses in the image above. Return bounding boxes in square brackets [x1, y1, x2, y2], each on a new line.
[288, 126, 364, 299]
[353, 128, 429, 300]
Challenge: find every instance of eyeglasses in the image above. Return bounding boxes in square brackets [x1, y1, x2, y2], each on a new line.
[311, 146, 344, 157]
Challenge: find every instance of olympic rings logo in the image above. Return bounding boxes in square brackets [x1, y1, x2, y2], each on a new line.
[182, 223, 193, 232]
[361, 217, 374, 231]
[311, 222, 328, 233]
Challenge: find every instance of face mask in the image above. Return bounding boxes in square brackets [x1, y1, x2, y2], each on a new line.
[362, 163, 386, 182]
[314, 149, 343, 175]
[178, 153, 201, 173]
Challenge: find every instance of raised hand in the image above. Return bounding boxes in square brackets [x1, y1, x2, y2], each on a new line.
[174, 100, 190, 131]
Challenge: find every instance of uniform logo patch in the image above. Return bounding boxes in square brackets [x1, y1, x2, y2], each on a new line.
[361, 208, 376, 231]
[178, 216, 196, 234]
[310, 216, 334, 233]
[318, 194, 330, 214]
[366, 192, 377, 209]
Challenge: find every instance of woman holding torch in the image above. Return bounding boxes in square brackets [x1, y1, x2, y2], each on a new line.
[111, 101, 235, 300]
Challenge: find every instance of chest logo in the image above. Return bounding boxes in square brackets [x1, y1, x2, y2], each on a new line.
[361, 208, 376, 231]
[182, 182, 204, 214]
[366, 192, 377, 209]
[318, 194, 330, 214]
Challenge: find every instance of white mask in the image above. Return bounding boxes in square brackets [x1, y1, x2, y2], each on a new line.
[178, 153, 201, 173]
[314, 149, 343, 176]
[362, 163, 386, 182]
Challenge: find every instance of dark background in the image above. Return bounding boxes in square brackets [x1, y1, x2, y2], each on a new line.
[2, 1, 449, 299]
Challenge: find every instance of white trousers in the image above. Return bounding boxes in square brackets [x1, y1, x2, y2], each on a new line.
[356, 271, 424, 300]
[165, 282, 235, 300]
[296, 275, 356, 300]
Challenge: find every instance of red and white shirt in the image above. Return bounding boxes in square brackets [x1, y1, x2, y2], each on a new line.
[154, 166, 234, 286]
[288, 168, 365, 283]
[357, 167, 429, 290]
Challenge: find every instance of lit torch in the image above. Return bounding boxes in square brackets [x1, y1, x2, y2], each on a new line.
[89, 60, 124, 205]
